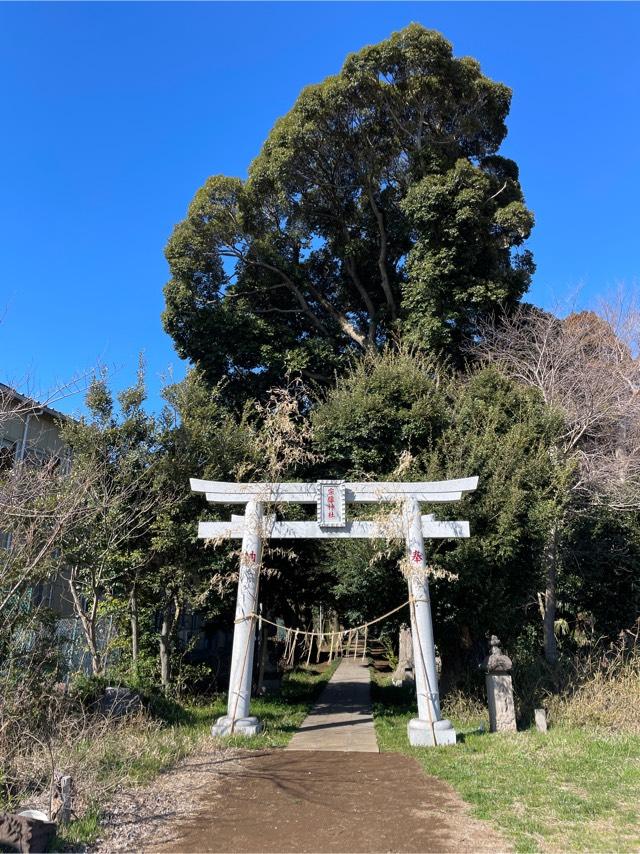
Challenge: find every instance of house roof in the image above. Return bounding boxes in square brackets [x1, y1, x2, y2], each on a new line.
[0, 382, 71, 422]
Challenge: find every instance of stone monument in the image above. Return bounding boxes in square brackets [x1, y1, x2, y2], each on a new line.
[391, 623, 414, 686]
[481, 635, 517, 733]
[534, 708, 548, 733]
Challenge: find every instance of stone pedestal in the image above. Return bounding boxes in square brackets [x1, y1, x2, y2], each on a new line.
[211, 715, 262, 737]
[482, 635, 517, 733]
[408, 717, 457, 746]
[485, 673, 517, 733]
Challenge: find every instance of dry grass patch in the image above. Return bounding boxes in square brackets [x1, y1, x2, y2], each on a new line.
[548, 629, 640, 734]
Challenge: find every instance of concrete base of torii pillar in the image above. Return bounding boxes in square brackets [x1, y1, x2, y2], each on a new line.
[407, 718, 457, 747]
[211, 715, 262, 737]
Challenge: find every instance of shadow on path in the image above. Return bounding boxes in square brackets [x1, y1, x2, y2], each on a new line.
[287, 658, 379, 753]
[155, 749, 509, 853]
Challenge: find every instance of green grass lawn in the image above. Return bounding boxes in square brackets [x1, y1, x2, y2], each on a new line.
[372, 675, 640, 853]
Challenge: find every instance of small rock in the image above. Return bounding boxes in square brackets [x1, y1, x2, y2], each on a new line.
[98, 687, 142, 717]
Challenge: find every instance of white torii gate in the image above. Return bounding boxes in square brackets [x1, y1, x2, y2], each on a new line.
[190, 475, 478, 747]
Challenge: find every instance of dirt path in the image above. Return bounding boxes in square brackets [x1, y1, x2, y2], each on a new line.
[148, 748, 508, 853]
[95, 665, 508, 853]
[94, 744, 509, 853]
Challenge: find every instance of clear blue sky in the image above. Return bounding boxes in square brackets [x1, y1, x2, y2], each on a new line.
[1, 2, 639, 414]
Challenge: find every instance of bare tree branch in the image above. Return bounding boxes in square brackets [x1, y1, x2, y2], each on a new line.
[475, 301, 640, 510]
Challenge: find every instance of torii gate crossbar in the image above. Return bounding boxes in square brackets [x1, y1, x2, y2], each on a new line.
[190, 476, 478, 747]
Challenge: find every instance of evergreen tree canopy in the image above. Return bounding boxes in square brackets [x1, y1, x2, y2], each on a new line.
[163, 24, 534, 399]
[311, 352, 568, 679]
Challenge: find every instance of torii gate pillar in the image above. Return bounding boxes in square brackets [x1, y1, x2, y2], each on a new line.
[212, 500, 264, 737]
[404, 499, 456, 746]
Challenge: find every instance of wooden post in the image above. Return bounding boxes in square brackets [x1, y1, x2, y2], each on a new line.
[212, 500, 263, 737]
[404, 498, 456, 747]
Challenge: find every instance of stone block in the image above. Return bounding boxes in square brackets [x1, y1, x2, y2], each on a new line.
[98, 687, 142, 717]
[407, 717, 457, 747]
[534, 708, 548, 732]
[485, 673, 517, 733]
[212, 715, 262, 737]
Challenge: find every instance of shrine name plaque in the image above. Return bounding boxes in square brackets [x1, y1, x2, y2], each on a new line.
[317, 480, 346, 527]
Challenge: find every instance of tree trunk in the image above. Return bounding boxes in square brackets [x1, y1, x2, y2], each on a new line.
[159, 596, 182, 694]
[130, 578, 139, 678]
[67, 571, 103, 676]
[541, 524, 559, 667]
[159, 606, 172, 693]
[88, 618, 103, 676]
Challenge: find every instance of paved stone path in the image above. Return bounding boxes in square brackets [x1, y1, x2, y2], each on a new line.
[287, 657, 379, 753]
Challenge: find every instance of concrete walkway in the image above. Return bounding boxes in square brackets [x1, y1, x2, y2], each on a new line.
[287, 657, 379, 752]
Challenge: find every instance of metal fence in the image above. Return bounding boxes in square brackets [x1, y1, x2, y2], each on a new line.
[55, 615, 119, 679]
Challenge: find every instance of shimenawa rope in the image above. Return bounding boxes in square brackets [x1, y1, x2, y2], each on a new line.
[234, 596, 415, 636]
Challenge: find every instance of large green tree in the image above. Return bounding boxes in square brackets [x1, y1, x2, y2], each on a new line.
[163, 24, 534, 400]
[60, 369, 162, 676]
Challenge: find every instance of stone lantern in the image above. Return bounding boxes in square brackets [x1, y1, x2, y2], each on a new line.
[481, 635, 517, 733]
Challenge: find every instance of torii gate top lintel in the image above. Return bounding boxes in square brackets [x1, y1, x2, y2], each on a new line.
[191, 476, 478, 540]
[189, 476, 478, 504]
